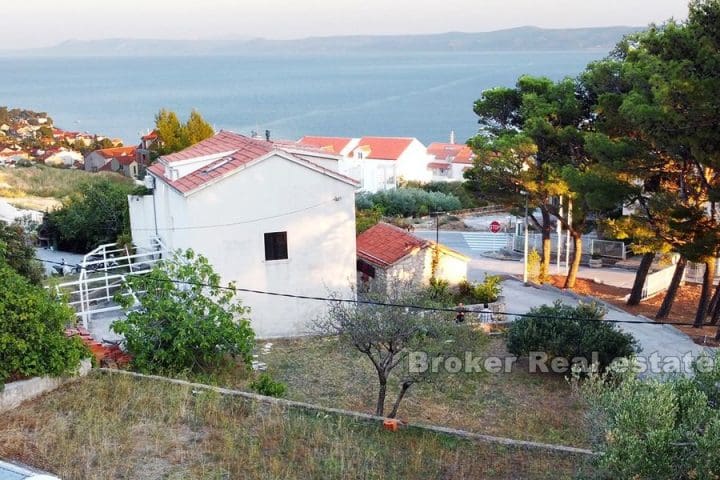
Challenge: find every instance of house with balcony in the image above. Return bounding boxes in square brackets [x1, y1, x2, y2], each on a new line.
[128, 131, 359, 337]
[298, 136, 433, 192]
[426, 142, 475, 182]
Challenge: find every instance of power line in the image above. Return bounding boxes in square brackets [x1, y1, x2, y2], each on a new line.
[23, 253, 714, 328]
[130, 198, 337, 231]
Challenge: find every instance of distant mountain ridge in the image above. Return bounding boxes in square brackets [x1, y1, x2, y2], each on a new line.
[1, 26, 640, 56]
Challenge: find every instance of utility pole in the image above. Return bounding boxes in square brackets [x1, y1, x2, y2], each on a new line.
[565, 198, 572, 275]
[522, 192, 529, 284]
[557, 196, 563, 274]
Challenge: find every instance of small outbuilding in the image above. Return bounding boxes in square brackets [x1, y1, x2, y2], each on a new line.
[356, 222, 469, 293]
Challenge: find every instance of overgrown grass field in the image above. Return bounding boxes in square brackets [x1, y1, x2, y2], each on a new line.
[0, 373, 586, 479]
[0, 165, 133, 200]
[254, 336, 589, 447]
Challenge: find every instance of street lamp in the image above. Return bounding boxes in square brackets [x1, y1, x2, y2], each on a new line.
[520, 191, 529, 284]
[430, 211, 444, 279]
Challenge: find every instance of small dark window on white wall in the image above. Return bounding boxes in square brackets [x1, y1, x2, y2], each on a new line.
[264, 232, 288, 261]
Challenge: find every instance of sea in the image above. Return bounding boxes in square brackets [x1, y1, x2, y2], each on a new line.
[0, 51, 605, 145]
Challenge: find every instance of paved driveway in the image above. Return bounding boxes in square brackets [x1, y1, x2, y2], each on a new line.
[499, 279, 712, 376]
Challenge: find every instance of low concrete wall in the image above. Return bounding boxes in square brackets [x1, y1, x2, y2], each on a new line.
[98, 368, 595, 456]
[0, 359, 92, 412]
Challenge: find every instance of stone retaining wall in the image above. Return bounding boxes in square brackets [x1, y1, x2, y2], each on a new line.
[0, 359, 92, 412]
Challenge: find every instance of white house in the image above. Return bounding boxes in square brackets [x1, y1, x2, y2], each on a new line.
[84, 146, 137, 175]
[298, 136, 433, 192]
[44, 148, 84, 168]
[128, 131, 359, 338]
[426, 142, 475, 182]
[356, 222, 469, 293]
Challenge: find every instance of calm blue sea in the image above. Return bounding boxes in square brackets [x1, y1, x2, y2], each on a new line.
[0, 51, 604, 145]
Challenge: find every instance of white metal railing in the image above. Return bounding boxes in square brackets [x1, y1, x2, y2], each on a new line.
[53, 237, 167, 328]
[511, 234, 626, 260]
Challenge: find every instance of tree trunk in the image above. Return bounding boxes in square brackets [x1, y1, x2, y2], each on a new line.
[627, 252, 655, 306]
[693, 258, 716, 328]
[375, 378, 387, 416]
[656, 256, 687, 321]
[564, 234, 582, 289]
[707, 274, 720, 323]
[540, 208, 552, 282]
[709, 286, 720, 325]
[388, 381, 412, 419]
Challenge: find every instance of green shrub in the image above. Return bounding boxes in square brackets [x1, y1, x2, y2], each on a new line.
[249, 372, 287, 398]
[0, 221, 44, 285]
[113, 249, 255, 375]
[580, 352, 720, 479]
[355, 188, 462, 217]
[456, 275, 502, 304]
[472, 274, 502, 304]
[356, 207, 383, 234]
[42, 178, 136, 252]
[426, 277, 452, 302]
[506, 301, 638, 371]
[404, 180, 481, 209]
[0, 262, 88, 386]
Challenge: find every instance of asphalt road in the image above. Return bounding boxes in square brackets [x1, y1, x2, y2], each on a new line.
[415, 229, 638, 289]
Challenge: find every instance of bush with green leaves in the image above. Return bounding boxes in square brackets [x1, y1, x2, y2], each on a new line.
[0, 221, 44, 285]
[457, 275, 502, 304]
[113, 249, 255, 375]
[580, 353, 720, 479]
[356, 188, 462, 217]
[249, 373, 287, 398]
[42, 178, 137, 252]
[506, 301, 638, 371]
[404, 180, 480, 209]
[0, 262, 88, 386]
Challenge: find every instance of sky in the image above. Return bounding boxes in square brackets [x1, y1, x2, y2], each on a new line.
[2, 0, 691, 49]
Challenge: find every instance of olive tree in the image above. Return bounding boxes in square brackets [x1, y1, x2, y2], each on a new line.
[315, 284, 484, 418]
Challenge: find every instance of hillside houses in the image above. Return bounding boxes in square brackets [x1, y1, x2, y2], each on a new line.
[298, 135, 476, 191]
[128, 131, 359, 337]
[84, 146, 138, 176]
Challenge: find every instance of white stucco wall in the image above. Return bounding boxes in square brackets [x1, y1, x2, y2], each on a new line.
[132, 153, 357, 338]
[396, 139, 433, 184]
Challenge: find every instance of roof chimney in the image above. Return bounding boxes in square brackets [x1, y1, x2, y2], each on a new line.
[450, 130, 455, 145]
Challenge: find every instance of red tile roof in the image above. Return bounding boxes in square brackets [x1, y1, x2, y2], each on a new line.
[142, 131, 159, 141]
[93, 146, 137, 159]
[298, 136, 353, 154]
[162, 130, 259, 163]
[356, 222, 430, 267]
[149, 131, 358, 194]
[352, 137, 414, 161]
[427, 142, 474, 165]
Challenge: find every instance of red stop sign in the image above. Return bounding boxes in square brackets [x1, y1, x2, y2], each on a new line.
[489, 221, 501, 233]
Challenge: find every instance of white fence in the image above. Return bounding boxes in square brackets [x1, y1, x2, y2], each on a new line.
[52, 238, 167, 328]
[510, 234, 626, 260]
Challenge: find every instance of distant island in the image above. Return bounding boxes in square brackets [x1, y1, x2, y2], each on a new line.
[1, 26, 641, 57]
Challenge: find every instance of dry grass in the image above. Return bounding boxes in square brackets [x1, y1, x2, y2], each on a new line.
[0, 165, 132, 200]
[1, 195, 62, 211]
[251, 336, 588, 448]
[0, 373, 587, 479]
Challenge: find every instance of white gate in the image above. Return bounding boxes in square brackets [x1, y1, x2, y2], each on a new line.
[53, 237, 167, 328]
